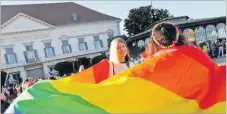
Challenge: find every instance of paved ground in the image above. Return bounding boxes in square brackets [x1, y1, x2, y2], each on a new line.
[212, 56, 226, 65]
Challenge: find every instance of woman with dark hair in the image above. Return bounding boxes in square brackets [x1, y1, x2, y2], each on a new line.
[140, 22, 203, 60]
[175, 33, 185, 46]
[135, 22, 226, 111]
[141, 22, 182, 59]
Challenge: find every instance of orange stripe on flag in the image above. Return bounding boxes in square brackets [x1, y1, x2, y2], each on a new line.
[69, 67, 96, 83]
[63, 59, 110, 84]
[127, 46, 225, 109]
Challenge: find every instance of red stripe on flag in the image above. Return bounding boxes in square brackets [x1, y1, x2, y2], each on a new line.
[130, 46, 226, 109]
[93, 59, 110, 83]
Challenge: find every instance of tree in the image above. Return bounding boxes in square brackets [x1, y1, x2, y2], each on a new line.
[124, 5, 174, 36]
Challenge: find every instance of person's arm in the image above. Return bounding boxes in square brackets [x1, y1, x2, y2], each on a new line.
[108, 61, 114, 77]
[79, 65, 85, 72]
[15, 85, 21, 96]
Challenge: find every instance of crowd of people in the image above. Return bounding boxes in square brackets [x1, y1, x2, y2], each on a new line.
[200, 39, 226, 58]
[1, 22, 225, 113]
[1, 74, 63, 113]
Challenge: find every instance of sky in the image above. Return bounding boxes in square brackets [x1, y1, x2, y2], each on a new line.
[1, 1, 226, 35]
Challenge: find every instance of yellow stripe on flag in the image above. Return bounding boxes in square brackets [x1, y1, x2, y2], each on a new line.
[202, 102, 226, 113]
[51, 76, 207, 113]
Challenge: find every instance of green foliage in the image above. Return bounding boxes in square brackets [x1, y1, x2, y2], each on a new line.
[124, 5, 174, 36]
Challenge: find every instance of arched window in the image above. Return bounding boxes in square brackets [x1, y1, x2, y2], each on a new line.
[106, 29, 114, 39]
[72, 13, 78, 20]
[137, 40, 145, 48]
[206, 25, 217, 40]
[145, 38, 150, 45]
[183, 28, 196, 41]
[216, 23, 226, 39]
[195, 26, 206, 43]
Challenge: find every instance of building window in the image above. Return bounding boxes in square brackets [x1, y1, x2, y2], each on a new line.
[107, 29, 114, 39]
[195, 26, 206, 43]
[145, 38, 150, 45]
[72, 13, 78, 21]
[25, 45, 33, 51]
[44, 42, 55, 57]
[108, 33, 114, 39]
[4, 47, 17, 64]
[62, 40, 72, 54]
[24, 44, 38, 63]
[78, 38, 88, 52]
[6, 72, 22, 85]
[183, 28, 196, 41]
[79, 43, 87, 51]
[216, 23, 226, 39]
[94, 36, 103, 49]
[206, 25, 217, 41]
[137, 40, 145, 48]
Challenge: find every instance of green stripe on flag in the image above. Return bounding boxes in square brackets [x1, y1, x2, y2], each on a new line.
[15, 81, 108, 114]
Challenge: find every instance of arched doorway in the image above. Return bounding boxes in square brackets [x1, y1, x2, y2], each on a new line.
[195, 26, 206, 44]
[137, 40, 145, 48]
[183, 28, 197, 46]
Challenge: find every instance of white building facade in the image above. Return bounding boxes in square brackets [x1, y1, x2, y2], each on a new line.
[1, 2, 121, 80]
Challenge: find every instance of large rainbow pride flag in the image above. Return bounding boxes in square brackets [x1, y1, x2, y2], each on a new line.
[5, 46, 226, 114]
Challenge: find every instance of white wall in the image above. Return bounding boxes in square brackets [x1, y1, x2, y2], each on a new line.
[3, 66, 27, 80]
[100, 34, 109, 47]
[35, 40, 46, 59]
[15, 44, 26, 62]
[1, 15, 51, 34]
[1, 48, 5, 63]
[85, 36, 95, 50]
[1, 17, 121, 78]
[69, 37, 79, 53]
[51, 38, 63, 56]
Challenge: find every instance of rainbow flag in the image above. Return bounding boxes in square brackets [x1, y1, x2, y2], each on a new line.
[5, 46, 226, 114]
